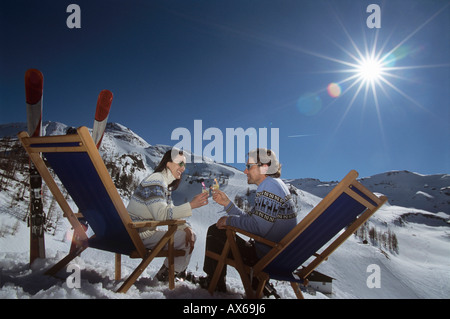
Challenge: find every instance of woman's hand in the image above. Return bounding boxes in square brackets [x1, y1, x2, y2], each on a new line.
[211, 189, 231, 207]
[189, 192, 209, 209]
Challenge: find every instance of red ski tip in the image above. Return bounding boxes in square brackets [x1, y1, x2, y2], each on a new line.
[25, 69, 44, 105]
[95, 90, 113, 121]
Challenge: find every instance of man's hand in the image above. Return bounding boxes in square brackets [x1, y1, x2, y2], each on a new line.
[211, 189, 231, 207]
[216, 216, 228, 229]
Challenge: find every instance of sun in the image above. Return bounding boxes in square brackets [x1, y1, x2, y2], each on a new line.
[356, 56, 383, 83]
[319, 4, 450, 119]
[297, 3, 450, 147]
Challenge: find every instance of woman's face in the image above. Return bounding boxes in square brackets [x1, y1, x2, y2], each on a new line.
[166, 154, 186, 179]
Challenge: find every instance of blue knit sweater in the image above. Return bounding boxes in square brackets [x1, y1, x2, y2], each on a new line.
[225, 177, 297, 257]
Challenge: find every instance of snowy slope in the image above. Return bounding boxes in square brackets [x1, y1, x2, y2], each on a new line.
[287, 171, 450, 214]
[0, 122, 449, 299]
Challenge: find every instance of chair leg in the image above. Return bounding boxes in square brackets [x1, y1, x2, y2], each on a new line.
[290, 282, 305, 299]
[254, 273, 270, 299]
[168, 234, 175, 290]
[117, 253, 154, 293]
[208, 240, 230, 295]
[226, 229, 255, 299]
[255, 279, 266, 299]
[117, 226, 177, 293]
[115, 253, 121, 281]
[45, 245, 87, 276]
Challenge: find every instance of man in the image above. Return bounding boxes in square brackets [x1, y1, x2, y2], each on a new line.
[201, 148, 297, 295]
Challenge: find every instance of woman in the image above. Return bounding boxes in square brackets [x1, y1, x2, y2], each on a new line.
[127, 149, 208, 281]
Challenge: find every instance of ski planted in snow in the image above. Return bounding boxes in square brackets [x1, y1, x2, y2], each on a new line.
[69, 89, 113, 253]
[92, 89, 113, 149]
[25, 68, 45, 265]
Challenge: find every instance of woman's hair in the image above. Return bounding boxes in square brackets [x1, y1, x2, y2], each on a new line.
[247, 148, 281, 178]
[153, 148, 185, 191]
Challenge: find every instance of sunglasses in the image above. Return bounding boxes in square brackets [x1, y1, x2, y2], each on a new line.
[245, 163, 261, 170]
[176, 161, 185, 168]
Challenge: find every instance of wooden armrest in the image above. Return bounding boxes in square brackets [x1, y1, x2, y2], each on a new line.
[128, 219, 186, 229]
[226, 226, 279, 248]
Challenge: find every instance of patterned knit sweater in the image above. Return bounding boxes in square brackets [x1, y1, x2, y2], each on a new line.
[225, 177, 297, 257]
[127, 169, 191, 239]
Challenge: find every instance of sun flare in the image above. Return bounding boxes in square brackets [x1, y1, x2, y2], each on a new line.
[357, 56, 383, 82]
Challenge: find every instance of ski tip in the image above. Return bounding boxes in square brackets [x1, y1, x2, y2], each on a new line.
[95, 90, 113, 121]
[25, 69, 44, 105]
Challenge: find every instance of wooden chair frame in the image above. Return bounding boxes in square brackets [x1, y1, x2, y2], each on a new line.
[18, 126, 185, 293]
[206, 170, 387, 298]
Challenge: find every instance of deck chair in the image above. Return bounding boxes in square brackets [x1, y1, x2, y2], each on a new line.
[18, 126, 186, 293]
[206, 170, 387, 298]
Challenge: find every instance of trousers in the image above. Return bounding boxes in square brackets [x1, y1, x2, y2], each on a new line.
[142, 228, 195, 273]
[203, 224, 259, 281]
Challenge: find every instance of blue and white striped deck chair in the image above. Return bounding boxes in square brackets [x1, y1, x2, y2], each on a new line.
[18, 126, 185, 293]
[206, 170, 387, 298]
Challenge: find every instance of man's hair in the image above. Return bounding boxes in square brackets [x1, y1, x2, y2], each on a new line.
[247, 148, 281, 178]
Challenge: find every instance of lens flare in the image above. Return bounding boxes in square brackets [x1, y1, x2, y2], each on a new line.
[327, 82, 342, 98]
[296, 93, 322, 116]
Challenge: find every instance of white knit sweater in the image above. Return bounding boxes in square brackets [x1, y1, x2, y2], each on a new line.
[127, 169, 192, 239]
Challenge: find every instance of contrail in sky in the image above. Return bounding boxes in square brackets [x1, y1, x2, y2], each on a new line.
[287, 134, 315, 138]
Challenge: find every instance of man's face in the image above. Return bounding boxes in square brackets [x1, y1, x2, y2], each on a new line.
[244, 157, 266, 185]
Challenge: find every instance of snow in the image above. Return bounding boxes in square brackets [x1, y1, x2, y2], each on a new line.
[1, 122, 449, 300]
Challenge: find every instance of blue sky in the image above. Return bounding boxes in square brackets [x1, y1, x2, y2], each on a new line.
[1, 0, 449, 181]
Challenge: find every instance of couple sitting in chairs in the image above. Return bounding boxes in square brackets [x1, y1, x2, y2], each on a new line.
[19, 127, 386, 298]
[126, 147, 294, 297]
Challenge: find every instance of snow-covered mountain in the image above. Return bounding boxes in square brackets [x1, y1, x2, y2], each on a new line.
[287, 170, 449, 215]
[0, 121, 449, 299]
